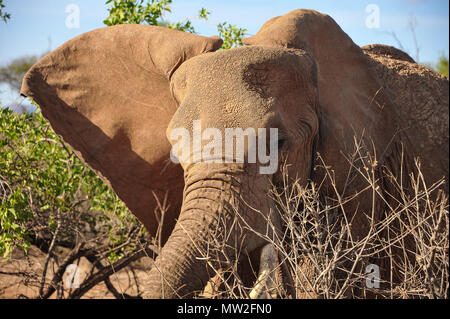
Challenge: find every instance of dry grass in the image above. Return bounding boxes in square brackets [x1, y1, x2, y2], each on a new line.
[193, 140, 449, 299]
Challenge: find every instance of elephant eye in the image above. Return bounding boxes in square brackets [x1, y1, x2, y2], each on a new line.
[276, 129, 288, 150]
[278, 138, 287, 149]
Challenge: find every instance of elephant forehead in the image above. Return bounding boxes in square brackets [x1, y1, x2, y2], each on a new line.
[170, 46, 314, 113]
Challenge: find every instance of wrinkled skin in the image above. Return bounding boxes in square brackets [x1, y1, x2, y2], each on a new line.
[22, 9, 448, 298]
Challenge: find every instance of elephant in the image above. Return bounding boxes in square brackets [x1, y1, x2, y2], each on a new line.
[21, 9, 448, 298]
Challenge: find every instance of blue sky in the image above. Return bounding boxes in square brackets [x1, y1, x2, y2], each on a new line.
[0, 0, 448, 105]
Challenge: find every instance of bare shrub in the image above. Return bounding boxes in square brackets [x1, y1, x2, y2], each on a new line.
[195, 139, 448, 299]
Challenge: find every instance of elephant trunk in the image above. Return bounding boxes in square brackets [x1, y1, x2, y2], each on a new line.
[144, 163, 264, 298]
[143, 163, 277, 298]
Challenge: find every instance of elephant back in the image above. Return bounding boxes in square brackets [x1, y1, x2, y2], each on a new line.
[363, 44, 449, 193]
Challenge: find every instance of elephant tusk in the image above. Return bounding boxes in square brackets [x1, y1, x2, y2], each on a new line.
[249, 244, 281, 299]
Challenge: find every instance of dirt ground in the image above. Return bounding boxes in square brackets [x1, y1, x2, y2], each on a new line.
[0, 245, 153, 299]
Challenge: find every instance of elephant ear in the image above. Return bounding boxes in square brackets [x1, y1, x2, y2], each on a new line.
[21, 25, 223, 240]
[243, 9, 397, 189]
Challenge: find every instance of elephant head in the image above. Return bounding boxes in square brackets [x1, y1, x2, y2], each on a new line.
[21, 9, 449, 298]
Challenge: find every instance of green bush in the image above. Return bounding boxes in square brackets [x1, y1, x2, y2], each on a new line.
[103, 0, 246, 49]
[436, 54, 449, 78]
[0, 0, 10, 23]
[0, 107, 138, 260]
